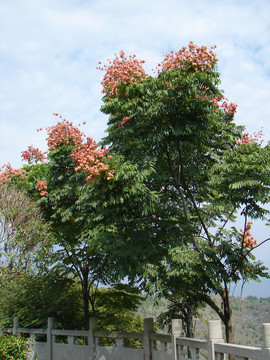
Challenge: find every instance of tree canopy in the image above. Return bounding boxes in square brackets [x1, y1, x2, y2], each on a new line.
[97, 42, 270, 343]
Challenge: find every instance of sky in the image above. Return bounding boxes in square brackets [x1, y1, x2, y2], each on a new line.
[0, 0, 270, 297]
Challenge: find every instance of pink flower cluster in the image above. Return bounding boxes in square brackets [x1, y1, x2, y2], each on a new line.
[224, 102, 237, 116]
[118, 116, 130, 127]
[158, 41, 218, 72]
[46, 116, 85, 150]
[71, 137, 114, 183]
[35, 179, 48, 196]
[236, 129, 264, 146]
[97, 51, 147, 97]
[21, 145, 47, 163]
[240, 222, 257, 249]
[164, 81, 178, 89]
[210, 96, 237, 116]
[194, 94, 237, 117]
[46, 114, 113, 183]
[0, 163, 27, 185]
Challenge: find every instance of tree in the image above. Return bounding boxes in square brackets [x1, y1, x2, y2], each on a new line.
[98, 43, 270, 343]
[0, 119, 113, 328]
[0, 183, 52, 280]
[0, 270, 83, 330]
[94, 283, 145, 348]
[145, 243, 208, 338]
[0, 116, 156, 329]
[95, 283, 144, 330]
[157, 297, 201, 339]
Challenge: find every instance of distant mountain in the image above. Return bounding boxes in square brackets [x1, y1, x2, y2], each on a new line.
[137, 295, 270, 347]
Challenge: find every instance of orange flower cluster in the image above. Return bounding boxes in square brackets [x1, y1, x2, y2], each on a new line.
[97, 50, 147, 97]
[0, 163, 27, 185]
[35, 179, 48, 196]
[240, 222, 257, 249]
[21, 145, 47, 163]
[236, 129, 264, 145]
[47, 114, 113, 183]
[158, 41, 218, 73]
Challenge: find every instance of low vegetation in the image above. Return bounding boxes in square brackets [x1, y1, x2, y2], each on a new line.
[0, 334, 31, 360]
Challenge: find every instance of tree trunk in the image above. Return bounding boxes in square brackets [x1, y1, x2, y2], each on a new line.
[185, 305, 194, 338]
[224, 309, 234, 343]
[185, 305, 195, 360]
[222, 290, 234, 344]
[200, 292, 235, 344]
[82, 279, 90, 330]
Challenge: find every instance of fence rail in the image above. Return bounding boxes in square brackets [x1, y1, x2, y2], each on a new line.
[1, 317, 270, 360]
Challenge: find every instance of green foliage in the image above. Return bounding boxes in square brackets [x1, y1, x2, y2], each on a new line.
[82, 155, 159, 280]
[0, 334, 29, 360]
[95, 284, 144, 348]
[95, 283, 144, 330]
[0, 272, 83, 330]
[17, 163, 48, 197]
[210, 143, 270, 219]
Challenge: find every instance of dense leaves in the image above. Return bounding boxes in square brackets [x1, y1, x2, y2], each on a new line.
[0, 271, 83, 330]
[0, 334, 30, 360]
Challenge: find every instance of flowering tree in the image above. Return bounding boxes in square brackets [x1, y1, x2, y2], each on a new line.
[98, 43, 270, 343]
[0, 116, 115, 327]
[0, 114, 156, 328]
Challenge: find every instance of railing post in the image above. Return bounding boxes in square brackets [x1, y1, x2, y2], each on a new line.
[207, 320, 224, 360]
[143, 317, 154, 360]
[262, 323, 270, 360]
[88, 318, 98, 359]
[172, 319, 182, 360]
[13, 317, 20, 335]
[116, 338, 124, 347]
[47, 317, 55, 360]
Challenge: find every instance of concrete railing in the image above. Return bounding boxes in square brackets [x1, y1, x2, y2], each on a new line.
[1, 317, 270, 360]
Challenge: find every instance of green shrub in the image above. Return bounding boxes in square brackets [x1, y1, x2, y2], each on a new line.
[0, 334, 29, 360]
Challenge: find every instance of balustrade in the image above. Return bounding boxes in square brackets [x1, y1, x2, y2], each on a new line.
[1, 317, 270, 360]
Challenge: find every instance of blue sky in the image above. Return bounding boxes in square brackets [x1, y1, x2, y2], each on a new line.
[0, 0, 270, 297]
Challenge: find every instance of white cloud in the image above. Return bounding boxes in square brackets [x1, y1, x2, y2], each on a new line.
[1, 0, 269, 158]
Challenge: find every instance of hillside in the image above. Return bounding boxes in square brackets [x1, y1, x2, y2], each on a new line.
[137, 295, 270, 347]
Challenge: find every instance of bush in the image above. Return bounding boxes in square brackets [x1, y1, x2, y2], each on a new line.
[0, 334, 29, 360]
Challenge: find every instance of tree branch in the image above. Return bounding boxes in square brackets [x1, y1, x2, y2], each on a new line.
[177, 142, 212, 244]
[164, 144, 190, 221]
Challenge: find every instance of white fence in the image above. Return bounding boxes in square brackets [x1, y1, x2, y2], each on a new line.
[1, 317, 270, 360]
